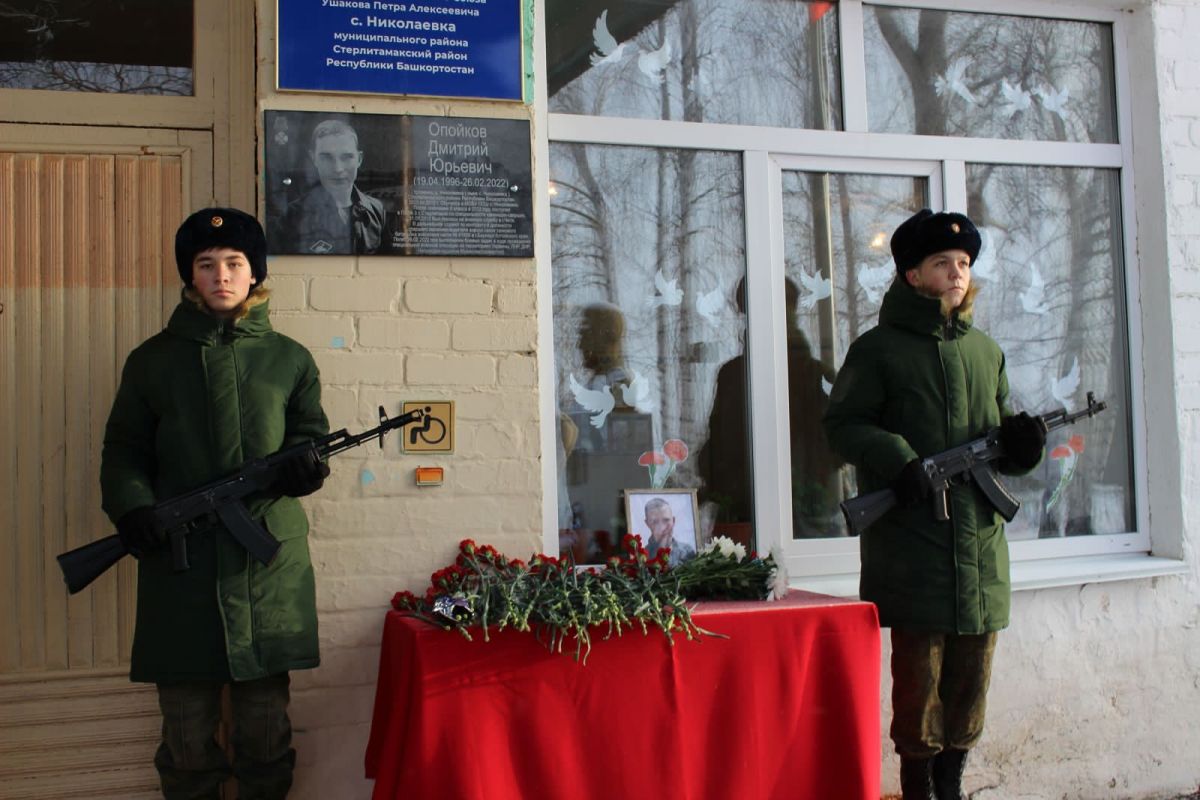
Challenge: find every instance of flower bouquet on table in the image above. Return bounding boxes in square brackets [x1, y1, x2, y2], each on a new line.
[390, 534, 788, 662]
[673, 536, 789, 602]
[392, 535, 711, 662]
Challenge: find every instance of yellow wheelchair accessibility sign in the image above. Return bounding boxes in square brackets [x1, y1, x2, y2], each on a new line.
[402, 401, 454, 453]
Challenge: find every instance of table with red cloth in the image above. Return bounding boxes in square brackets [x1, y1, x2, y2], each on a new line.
[365, 590, 881, 800]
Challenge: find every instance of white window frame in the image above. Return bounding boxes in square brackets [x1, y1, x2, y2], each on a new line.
[532, 0, 1187, 594]
[749, 153, 944, 581]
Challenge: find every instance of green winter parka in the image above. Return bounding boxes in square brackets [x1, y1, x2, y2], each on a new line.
[823, 278, 1022, 634]
[101, 292, 329, 683]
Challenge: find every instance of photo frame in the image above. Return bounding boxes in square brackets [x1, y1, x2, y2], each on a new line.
[624, 488, 701, 562]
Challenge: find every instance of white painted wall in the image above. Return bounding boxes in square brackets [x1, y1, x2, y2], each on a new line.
[253, 1, 1200, 798]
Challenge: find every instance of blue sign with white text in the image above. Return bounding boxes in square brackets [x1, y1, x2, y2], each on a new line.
[277, 0, 522, 100]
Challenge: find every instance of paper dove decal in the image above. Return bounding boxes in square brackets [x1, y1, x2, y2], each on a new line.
[1020, 261, 1050, 315]
[970, 228, 997, 282]
[649, 269, 683, 308]
[855, 259, 893, 304]
[570, 374, 615, 428]
[590, 10, 629, 66]
[619, 370, 656, 414]
[1051, 356, 1080, 408]
[696, 287, 723, 324]
[638, 38, 672, 84]
[934, 57, 976, 105]
[999, 79, 1032, 118]
[797, 269, 832, 310]
[820, 377, 833, 397]
[1035, 84, 1069, 119]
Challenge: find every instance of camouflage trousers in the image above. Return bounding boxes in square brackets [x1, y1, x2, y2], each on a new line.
[154, 673, 295, 800]
[889, 628, 998, 759]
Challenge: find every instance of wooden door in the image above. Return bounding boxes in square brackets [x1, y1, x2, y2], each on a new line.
[0, 125, 213, 799]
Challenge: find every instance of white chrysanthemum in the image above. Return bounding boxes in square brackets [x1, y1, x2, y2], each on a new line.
[717, 537, 738, 558]
[702, 535, 734, 557]
[731, 542, 747, 561]
[766, 547, 789, 601]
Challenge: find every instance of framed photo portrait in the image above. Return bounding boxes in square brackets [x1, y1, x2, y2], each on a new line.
[624, 489, 700, 567]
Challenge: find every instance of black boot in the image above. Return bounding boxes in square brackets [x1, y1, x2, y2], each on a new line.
[931, 748, 968, 800]
[899, 757, 936, 800]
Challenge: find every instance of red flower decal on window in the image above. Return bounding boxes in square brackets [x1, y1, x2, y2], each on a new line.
[638, 451, 667, 466]
[663, 439, 689, 463]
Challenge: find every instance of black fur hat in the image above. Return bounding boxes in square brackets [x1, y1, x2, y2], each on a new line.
[890, 209, 981, 277]
[174, 207, 268, 286]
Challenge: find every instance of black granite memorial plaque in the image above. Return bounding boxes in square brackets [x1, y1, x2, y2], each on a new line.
[265, 110, 533, 258]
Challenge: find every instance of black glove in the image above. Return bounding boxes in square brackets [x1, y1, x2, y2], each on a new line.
[272, 448, 330, 498]
[999, 412, 1046, 470]
[117, 506, 164, 559]
[891, 458, 933, 506]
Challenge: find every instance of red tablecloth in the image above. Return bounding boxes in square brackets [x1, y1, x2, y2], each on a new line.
[365, 590, 880, 800]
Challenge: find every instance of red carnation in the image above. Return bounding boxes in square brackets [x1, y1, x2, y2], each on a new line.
[391, 590, 418, 610]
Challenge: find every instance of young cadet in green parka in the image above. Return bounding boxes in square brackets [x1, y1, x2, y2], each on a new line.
[101, 208, 331, 800]
[823, 210, 1045, 800]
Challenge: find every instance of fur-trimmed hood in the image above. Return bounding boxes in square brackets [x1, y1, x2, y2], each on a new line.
[879, 277, 980, 340]
[182, 284, 271, 323]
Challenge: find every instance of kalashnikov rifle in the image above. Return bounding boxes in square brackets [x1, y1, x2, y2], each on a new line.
[840, 392, 1107, 537]
[57, 405, 426, 595]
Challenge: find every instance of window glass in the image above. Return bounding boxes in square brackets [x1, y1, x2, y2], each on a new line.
[0, 1, 193, 95]
[548, 0, 841, 129]
[967, 165, 1133, 538]
[864, 6, 1117, 143]
[781, 171, 929, 538]
[550, 143, 748, 563]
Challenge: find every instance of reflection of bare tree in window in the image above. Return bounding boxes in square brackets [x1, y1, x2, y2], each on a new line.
[868, 7, 1116, 143]
[874, 9, 952, 136]
[867, 8, 1132, 535]
[0, 0, 192, 95]
[966, 166, 1130, 535]
[549, 0, 840, 130]
[549, 142, 744, 501]
[0, 60, 190, 94]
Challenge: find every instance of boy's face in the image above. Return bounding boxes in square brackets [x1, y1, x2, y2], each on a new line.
[191, 247, 256, 318]
[311, 131, 362, 194]
[905, 248, 971, 308]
